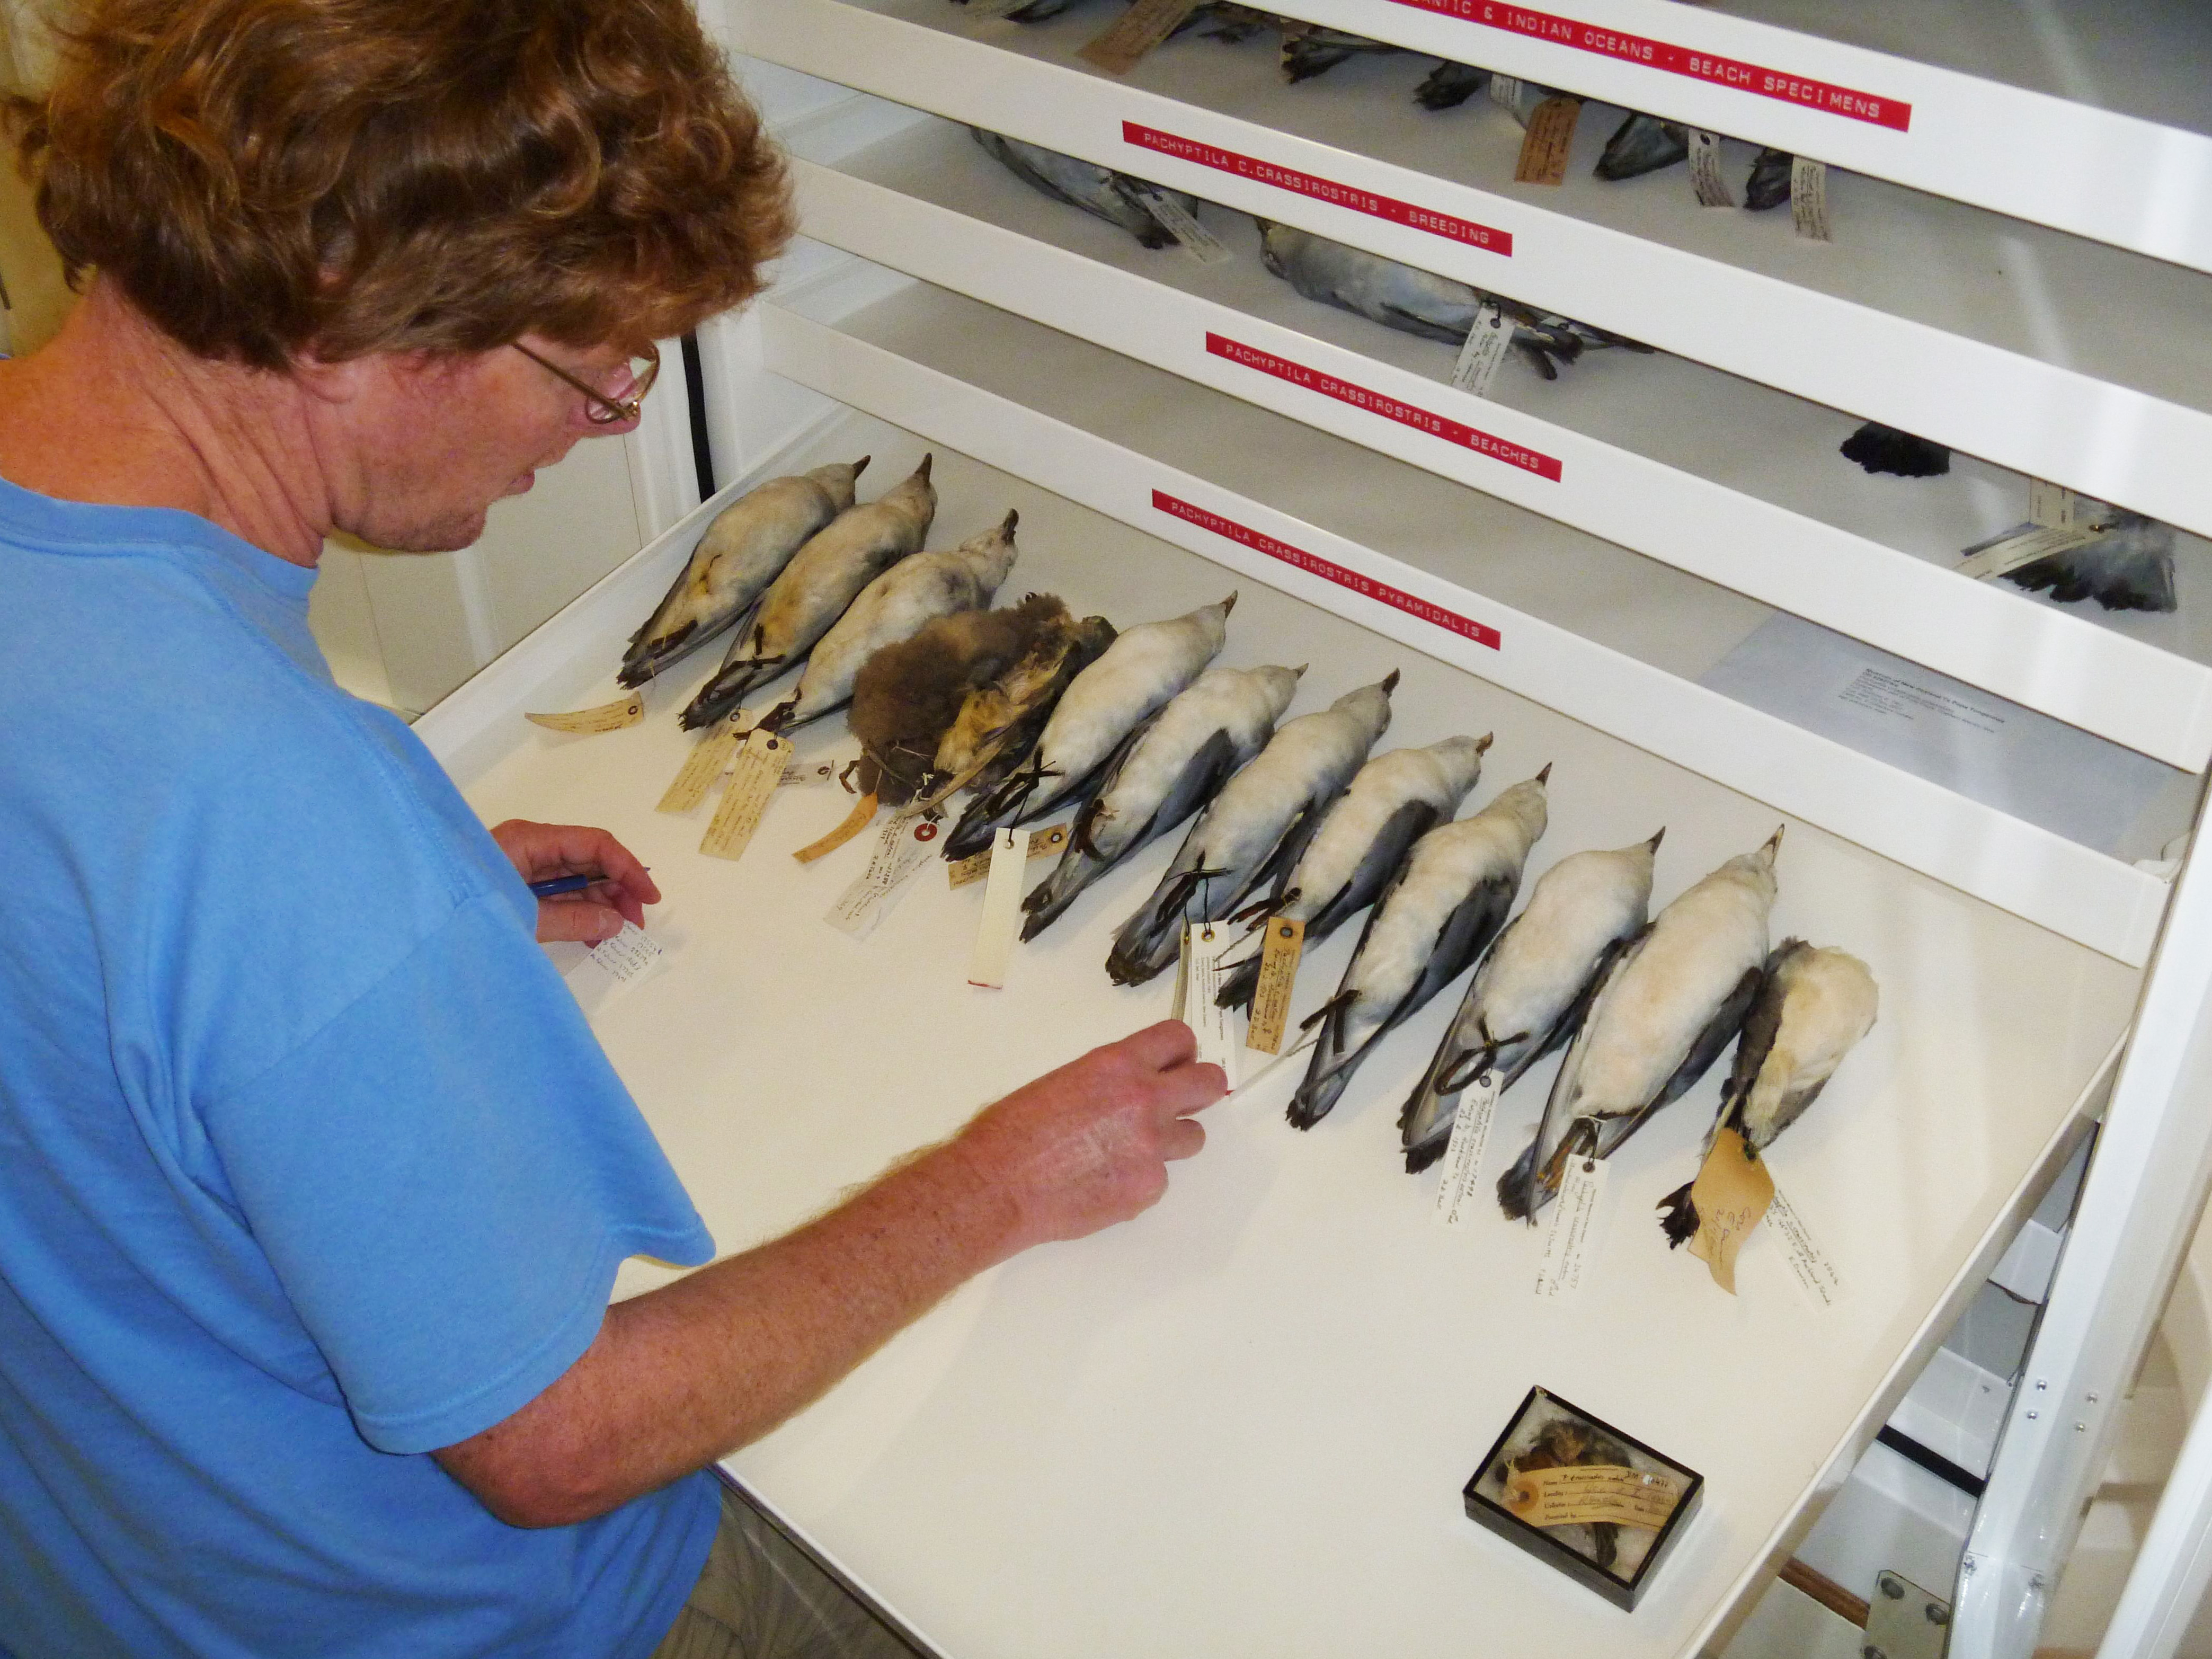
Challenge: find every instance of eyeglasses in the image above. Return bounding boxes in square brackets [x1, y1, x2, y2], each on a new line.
[511, 340, 661, 424]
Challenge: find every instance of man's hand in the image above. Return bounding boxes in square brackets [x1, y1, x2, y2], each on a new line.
[948, 1021, 1228, 1253]
[487, 819, 660, 944]
[433, 1022, 1227, 1527]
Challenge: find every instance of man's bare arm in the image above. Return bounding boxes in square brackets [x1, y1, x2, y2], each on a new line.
[433, 1019, 1224, 1527]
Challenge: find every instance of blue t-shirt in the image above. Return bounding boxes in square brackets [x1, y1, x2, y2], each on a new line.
[0, 476, 721, 1658]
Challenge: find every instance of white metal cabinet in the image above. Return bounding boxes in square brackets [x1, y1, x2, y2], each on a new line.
[418, 5, 2212, 1656]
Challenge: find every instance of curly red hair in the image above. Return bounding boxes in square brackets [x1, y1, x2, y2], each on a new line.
[5, 0, 794, 368]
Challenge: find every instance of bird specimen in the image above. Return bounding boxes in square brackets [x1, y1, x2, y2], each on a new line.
[970, 129, 1203, 251]
[1286, 771, 1549, 1129]
[681, 457, 938, 729]
[1657, 939, 1878, 1245]
[1107, 674, 1397, 986]
[850, 595, 1082, 806]
[1498, 829, 1782, 1221]
[1020, 664, 1303, 939]
[1214, 734, 1490, 1008]
[945, 595, 1234, 859]
[763, 511, 1017, 734]
[1398, 831, 1660, 1173]
[620, 459, 865, 688]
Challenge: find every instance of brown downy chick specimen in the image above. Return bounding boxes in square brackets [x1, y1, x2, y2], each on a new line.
[928, 610, 1118, 806]
[848, 596, 1065, 806]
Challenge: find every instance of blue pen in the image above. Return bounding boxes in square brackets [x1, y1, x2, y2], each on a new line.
[527, 873, 600, 899]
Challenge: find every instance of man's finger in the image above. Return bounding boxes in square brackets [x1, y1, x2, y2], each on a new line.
[1117, 1019, 1200, 1072]
[536, 899, 625, 945]
[1158, 1060, 1228, 1115]
[1159, 1117, 1207, 1162]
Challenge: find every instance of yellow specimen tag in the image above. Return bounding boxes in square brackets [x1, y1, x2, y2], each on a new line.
[1078, 0, 1202, 74]
[947, 823, 1068, 889]
[657, 715, 744, 814]
[1514, 95, 1582, 186]
[526, 692, 644, 734]
[699, 729, 786, 862]
[793, 792, 879, 865]
[1687, 1128, 1776, 1295]
[1242, 917, 1306, 1055]
[1503, 1465, 1683, 1530]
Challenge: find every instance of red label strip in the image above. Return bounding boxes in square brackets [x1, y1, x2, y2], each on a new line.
[1124, 122, 1512, 255]
[1385, 1, 1911, 131]
[1153, 490, 1503, 651]
[1206, 333, 1562, 482]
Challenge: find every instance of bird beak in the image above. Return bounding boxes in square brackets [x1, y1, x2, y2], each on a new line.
[1535, 763, 1553, 784]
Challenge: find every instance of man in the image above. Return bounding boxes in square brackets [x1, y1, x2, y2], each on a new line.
[0, 2, 1227, 1655]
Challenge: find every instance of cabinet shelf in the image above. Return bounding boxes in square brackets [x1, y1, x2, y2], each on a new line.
[419, 418, 2140, 1659]
[729, 0, 2212, 541]
[745, 259, 2173, 961]
[783, 100, 2212, 771]
[1240, 0, 2212, 273]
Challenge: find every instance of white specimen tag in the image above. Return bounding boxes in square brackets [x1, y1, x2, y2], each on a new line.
[1450, 302, 1513, 397]
[2029, 478, 2081, 530]
[1688, 130, 1734, 208]
[588, 921, 667, 985]
[657, 715, 744, 814]
[1432, 1072, 1502, 1229]
[967, 829, 1030, 988]
[1127, 186, 1233, 263]
[1790, 155, 1831, 241]
[1769, 1185, 1846, 1310]
[526, 691, 644, 734]
[1534, 1153, 1609, 1299]
[1177, 923, 1241, 1087]
[780, 756, 839, 787]
[1486, 74, 1523, 116]
[825, 814, 940, 939]
[1956, 521, 2103, 581]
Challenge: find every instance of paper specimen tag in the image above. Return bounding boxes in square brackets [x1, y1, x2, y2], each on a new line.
[1127, 186, 1233, 263]
[1685, 1129, 1775, 1294]
[1513, 94, 1581, 185]
[1450, 302, 1514, 398]
[967, 829, 1031, 988]
[658, 716, 744, 814]
[948, 822, 1067, 889]
[1688, 130, 1734, 207]
[1503, 1464, 1683, 1530]
[779, 756, 839, 787]
[825, 814, 940, 939]
[587, 920, 667, 984]
[1535, 1154, 1609, 1299]
[1789, 155, 1831, 241]
[2029, 478, 2081, 530]
[527, 692, 644, 734]
[699, 729, 786, 861]
[1077, 0, 1202, 74]
[794, 791, 878, 865]
[1433, 1071, 1502, 1228]
[1486, 74, 1523, 116]
[1179, 924, 1241, 1087]
[1243, 917, 1306, 1055]
[1769, 1185, 1846, 1310]
[1956, 521, 2103, 581]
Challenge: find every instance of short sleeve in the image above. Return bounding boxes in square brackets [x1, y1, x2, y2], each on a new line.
[202, 893, 714, 1454]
